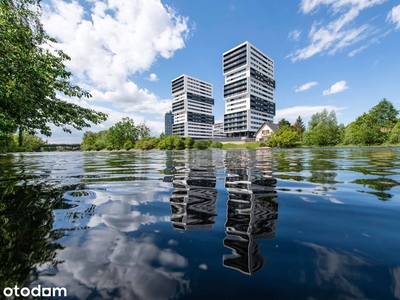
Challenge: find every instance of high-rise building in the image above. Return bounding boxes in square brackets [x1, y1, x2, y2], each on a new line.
[165, 110, 174, 136]
[212, 121, 226, 138]
[223, 41, 276, 138]
[171, 74, 215, 138]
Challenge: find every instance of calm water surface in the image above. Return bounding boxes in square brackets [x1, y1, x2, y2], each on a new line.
[1, 148, 400, 300]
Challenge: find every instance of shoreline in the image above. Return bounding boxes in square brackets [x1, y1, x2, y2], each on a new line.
[3, 144, 400, 154]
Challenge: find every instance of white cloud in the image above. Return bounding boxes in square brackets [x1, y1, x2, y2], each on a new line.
[299, 0, 386, 15]
[348, 44, 370, 57]
[276, 105, 347, 121]
[41, 0, 190, 132]
[229, 4, 236, 11]
[288, 29, 302, 41]
[348, 29, 391, 57]
[387, 4, 400, 29]
[146, 73, 159, 82]
[39, 97, 167, 143]
[90, 82, 172, 114]
[287, 0, 386, 62]
[295, 81, 319, 92]
[323, 81, 349, 96]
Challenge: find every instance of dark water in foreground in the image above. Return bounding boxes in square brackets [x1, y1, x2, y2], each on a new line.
[1, 148, 400, 300]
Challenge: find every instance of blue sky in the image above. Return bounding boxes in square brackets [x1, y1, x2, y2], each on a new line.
[40, 0, 400, 143]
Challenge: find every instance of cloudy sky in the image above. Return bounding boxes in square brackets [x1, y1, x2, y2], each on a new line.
[40, 0, 400, 143]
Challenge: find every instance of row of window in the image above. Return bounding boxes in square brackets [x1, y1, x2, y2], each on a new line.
[187, 77, 212, 87]
[226, 73, 246, 83]
[223, 44, 247, 60]
[251, 89, 273, 101]
[250, 78, 274, 93]
[227, 105, 246, 112]
[251, 84, 273, 97]
[250, 46, 273, 64]
[250, 52, 273, 71]
[250, 55, 273, 76]
[250, 62, 273, 80]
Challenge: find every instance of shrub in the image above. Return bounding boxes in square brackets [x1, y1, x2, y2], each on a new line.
[210, 142, 223, 149]
[193, 141, 209, 150]
[185, 137, 195, 149]
[123, 140, 134, 150]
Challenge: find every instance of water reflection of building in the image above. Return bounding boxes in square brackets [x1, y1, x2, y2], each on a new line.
[223, 166, 278, 275]
[170, 166, 218, 230]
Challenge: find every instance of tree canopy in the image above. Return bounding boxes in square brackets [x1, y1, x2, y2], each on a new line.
[278, 118, 291, 128]
[294, 115, 305, 134]
[343, 99, 399, 145]
[304, 109, 342, 147]
[0, 0, 107, 137]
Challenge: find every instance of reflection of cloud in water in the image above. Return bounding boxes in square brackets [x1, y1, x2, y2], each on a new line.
[300, 196, 316, 203]
[82, 181, 173, 207]
[300, 241, 370, 299]
[328, 197, 344, 204]
[392, 267, 400, 299]
[88, 201, 159, 232]
[34, 227, 189, 300]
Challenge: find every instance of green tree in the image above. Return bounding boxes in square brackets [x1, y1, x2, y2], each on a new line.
[370, 98, 398, 128]
[107, 117, 139, 150]
[304, 109, 341, 147]
[158, 135, 182, 150]
[81, 131, 98, 151]
[210, 142, 223, 149]
[138, 120, 151, 139]
[94, 130, 109, 150]
[0, 113, 17, 140]
[173, 136, 185, 150]
[193, 141, 209, 150]
[185, 137, 195, 149]
[343, 99, 398, 145]
[294, 115, 305, 135]
[266, 126, 299, 148]
[0, 0, 107, 137]
[388, 120, 400, 144]
[19, 131, 46, 151]
[278, 118, 291, 128]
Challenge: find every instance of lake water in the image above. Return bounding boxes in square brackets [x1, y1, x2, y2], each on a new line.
[1, 148, 400, 300]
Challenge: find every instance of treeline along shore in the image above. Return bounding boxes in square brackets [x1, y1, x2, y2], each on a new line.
[1, 99, 399, 152]
[79, 98, 400, 151]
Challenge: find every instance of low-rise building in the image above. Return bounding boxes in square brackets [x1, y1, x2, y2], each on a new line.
[254, 122, 280, 142]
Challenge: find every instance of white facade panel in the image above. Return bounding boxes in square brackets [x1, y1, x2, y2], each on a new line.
[172, 74, 214, 139]
[222, 42, 276, 138]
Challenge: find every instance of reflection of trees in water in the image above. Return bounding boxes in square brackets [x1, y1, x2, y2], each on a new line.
[351, 178, 400, 201]
[0, 154, 103, 291]
[306, 150, 341, 185]
[0, 176, 87, 290]
[271, 148, 400, 201]
[170, 165, 218, 230]
[272, 149, 341, 184]
[223, 150, 278, 275]
[0, 155, 58, 289]
[273, 150, 304, 175]
[346, 149, 400, 201]
[348, 149, 399, 176]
